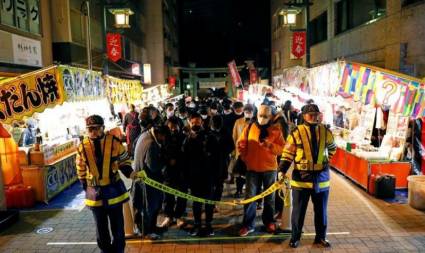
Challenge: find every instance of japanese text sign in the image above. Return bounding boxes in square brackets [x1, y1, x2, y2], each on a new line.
[291, 31, 306, 59]
[106, 33, 122, 62]
[0, 66, 66, 124]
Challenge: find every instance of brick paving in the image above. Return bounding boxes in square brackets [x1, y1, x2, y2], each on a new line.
[1, 170, 425, 252]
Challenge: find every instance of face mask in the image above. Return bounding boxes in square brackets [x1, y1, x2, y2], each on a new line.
[201, 114, 208, 120]
[257, 116, 269, 126]
[244, 112, 253, 119]
[167, 111, 174, 118]
[188, 103, 196, 108]
[191, 125, 201, 132]
[235, 111, 243, 116]
[179, 115, 186, 120]
[211, 109, 217, 114]
[224, 110, 232, 115]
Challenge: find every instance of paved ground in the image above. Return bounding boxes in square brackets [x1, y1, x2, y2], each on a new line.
[1, 170, 425, 253]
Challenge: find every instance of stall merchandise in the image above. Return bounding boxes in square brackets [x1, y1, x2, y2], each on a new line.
[274, 61, 419, 192]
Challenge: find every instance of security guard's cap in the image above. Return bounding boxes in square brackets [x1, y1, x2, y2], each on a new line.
[85, 114, 104, 127]
[302, 104, 320, 114]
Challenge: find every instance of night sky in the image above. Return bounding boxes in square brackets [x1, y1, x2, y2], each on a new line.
[178, 0, 271, 73]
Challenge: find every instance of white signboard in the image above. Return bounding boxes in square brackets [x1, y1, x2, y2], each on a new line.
[11, 34, 42, 67]
[199, 81, 226, 89]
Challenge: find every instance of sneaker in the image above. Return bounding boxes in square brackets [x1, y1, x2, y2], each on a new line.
[266, 223, 276, 234]
[144, 233, 160, 240]
[189, 225, 201, 236]
[159, 217, 173, 228]
[239, 226, 254, 237]
[176, 218, 186, 228]
[205, 224, 214, 236]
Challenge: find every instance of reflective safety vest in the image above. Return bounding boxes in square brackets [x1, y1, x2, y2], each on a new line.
[281, 123, 336, 191]
[79, 134, 129, 207]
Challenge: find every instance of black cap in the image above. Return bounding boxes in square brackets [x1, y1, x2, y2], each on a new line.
[302, 104, 320, 114]
[86, 115, 104, 127]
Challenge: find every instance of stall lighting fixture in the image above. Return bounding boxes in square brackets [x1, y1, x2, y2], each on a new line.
[109, 8, 134, 28]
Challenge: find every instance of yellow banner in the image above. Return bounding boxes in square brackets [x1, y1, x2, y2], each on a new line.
[107, 76, 143, 105]
[0, 66, 66, 124]
[137, 170, 289, 206]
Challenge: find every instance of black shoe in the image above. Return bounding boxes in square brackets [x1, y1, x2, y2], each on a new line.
[188, 226, 201, 237]
[205, 224, 214, 236]
[289, 238, 300, 248]
[314, 238, 331, 248]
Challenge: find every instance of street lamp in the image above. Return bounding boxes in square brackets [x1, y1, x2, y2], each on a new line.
[109, 8, 134, 28]
[284, 0, 313, 67]
[101, 2, 134, 75]
[279, 8, 301, 26]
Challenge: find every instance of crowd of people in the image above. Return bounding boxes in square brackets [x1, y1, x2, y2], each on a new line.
[77, 93, 337, 252]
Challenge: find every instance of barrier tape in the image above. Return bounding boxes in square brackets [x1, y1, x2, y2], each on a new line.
[137, 170, 290, 206]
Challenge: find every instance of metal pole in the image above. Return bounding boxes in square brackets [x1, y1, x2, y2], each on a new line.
[305, 0, 311, 68]
[85, 1, 92, 71]
[102, 1, 109, 75]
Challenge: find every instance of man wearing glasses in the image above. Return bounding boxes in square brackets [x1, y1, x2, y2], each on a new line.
[76, 115, 137, 253]
[237, 104, 285, 237]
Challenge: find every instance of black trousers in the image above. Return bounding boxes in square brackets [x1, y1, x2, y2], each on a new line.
[191, 183, 214, 226]
[291, 189, 329, 241]
[91, 204, 125, 253]
[164, 180, 188, 219]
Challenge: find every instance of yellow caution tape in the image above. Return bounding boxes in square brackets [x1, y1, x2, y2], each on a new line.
[137, 170, 289, 206]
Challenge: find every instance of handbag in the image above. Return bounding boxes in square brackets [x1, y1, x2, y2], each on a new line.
[233, 123, 253, 175]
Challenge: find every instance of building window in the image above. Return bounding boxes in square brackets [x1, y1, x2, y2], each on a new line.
[335, 0, 386, 35]
[311, 11, 327, 45]
[402, 0, 424, 6]
[0, 0, 40, 34]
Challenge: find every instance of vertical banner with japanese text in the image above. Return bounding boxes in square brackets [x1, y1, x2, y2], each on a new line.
[291, 31, 306, 59]
[106, 33, 122, 62]
[0, 66, 67, 124]
[228, 60, 242, 86]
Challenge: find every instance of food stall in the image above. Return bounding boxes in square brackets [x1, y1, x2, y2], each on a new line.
[273, 61, 420, 193]
[1, 65, 144, 204]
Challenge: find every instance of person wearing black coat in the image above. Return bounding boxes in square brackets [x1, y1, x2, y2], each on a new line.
[206, 115, 235, 207]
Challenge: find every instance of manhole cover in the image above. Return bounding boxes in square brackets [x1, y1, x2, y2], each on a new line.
[36, 227, 54, 234]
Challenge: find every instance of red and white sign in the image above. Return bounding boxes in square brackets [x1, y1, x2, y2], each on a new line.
[227, 60, 242, 86]
[168, 75, 176, 88]
[249, 68, 258, 84]
[291, 31, 306, 59]
[106, 33, 122, 62]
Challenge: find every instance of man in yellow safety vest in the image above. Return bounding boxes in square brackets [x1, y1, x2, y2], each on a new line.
[279, 104, 336, 248]
[76, 114, 137, 253]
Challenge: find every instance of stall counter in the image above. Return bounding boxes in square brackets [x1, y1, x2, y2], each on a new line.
[330, 147, 411, 192]
[20, 139, 79, 203]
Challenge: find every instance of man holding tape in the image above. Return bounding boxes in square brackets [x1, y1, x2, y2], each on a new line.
[279, 104, 336, 248]
[238, 104, 285, 237]
[76, 115, 137, 253]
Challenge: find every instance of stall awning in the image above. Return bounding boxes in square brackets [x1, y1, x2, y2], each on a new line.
[0, 66, 67, 124]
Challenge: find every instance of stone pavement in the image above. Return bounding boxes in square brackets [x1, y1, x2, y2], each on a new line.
[1, 170, 425, 253]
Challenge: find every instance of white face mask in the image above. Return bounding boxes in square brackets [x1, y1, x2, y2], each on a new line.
[201, 114, 208, 120]
[188, 103, 196, 108]
[235, 111, 243, 116]
[257, 116, 269, 126]
[211, 109, 217, 114]
[244, 112, 253, 119]
[224, 110, 232, 115]
[167, 111, 174, 118]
